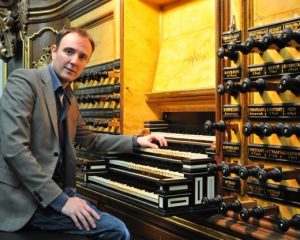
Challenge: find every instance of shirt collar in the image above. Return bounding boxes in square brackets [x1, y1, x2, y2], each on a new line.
[48, 64, 72, 104]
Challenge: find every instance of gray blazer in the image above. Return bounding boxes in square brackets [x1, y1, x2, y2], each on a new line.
[0, 66, 133, 231]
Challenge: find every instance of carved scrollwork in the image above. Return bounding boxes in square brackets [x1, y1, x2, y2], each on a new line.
[0, 0, 28, 62]
[0, 15, 15, 61]
[17, 0, 28, 35]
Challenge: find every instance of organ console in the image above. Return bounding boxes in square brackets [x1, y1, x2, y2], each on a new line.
[77, 112, 217, 215]
[74, 5, 300, 240]
[239, 205, 279, 221]
[278, 214, 300, 232]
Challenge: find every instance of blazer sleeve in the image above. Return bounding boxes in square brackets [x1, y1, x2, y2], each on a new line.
[74, 113, 134, 153]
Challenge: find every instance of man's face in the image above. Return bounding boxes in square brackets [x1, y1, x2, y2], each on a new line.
[51, 32, 93, 87]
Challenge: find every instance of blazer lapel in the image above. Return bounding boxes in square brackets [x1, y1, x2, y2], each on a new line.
[40, 67, 59, 141]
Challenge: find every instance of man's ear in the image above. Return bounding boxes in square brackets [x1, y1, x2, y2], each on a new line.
[50, 44, 57, 59]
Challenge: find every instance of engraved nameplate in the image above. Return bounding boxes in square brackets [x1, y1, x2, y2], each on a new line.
[223, 142, 241, 157]
[222, 177, 241, 193]
[282, 61, 300, 74]
[247, 181, 300, 207]
[222, 30, 242, 46]
[248, 62, 282, 79]
[248, 17, 300, 39]
[223, 67, 241, 80]
[248, 103, 300, 120]
[248, 144, 300, 164]
[223, 105, 241, 119]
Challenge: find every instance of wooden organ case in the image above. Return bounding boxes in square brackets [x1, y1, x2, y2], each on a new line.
[72, 0, 300, 240]
[3, 0, 300, 239]
[209, 0, 300, 239]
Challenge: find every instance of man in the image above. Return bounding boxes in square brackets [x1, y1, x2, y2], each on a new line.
[0, 28, 167, 239]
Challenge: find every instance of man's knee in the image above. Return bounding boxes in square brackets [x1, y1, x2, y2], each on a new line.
[95, 213, 130, 240]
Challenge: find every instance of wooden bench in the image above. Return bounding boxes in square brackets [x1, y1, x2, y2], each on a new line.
[0, 230, 92, 240]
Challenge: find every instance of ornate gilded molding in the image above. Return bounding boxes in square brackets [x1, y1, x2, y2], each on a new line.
[26, 26, 57, 68]
[32, 46, 52, 68]
[0, 0, 28, 62]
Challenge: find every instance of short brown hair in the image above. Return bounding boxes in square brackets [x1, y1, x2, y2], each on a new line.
[55, 27, 95, 52]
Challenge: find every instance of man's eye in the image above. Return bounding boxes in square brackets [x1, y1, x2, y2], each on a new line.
[65, 49, 73, 55]
[79, 55, 88, 61]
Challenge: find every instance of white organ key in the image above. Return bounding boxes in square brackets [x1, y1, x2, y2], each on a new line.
[152, 131, 216, 143]
[139, 147, 208, 160]
[110, 160, 184, 178]
[88, 176, 158, 202]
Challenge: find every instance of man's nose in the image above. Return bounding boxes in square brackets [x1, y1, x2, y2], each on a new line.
[70, 54, 80, 64]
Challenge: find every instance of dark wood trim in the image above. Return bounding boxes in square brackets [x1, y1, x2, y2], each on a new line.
[145, 89, 216, 112]
[27, 0, 109, 23]
[77, 184, 243, 240]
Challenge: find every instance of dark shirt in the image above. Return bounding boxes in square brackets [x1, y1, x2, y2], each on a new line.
[48, 64, 70, 212]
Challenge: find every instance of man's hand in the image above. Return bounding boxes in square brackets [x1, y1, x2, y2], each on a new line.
[61, 197, 100, 231]
[137, 134, 168, 148]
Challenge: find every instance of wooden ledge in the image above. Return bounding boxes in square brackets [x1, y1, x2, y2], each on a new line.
[145, 89, 216, 112]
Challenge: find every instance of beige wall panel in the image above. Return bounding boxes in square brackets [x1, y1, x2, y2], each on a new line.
[86, 20, 115, 67]
[122, 0, 161, 134]
[253, 0, 300, 26]
[152, 0, 216, 92]
[71, 1, 118, 67]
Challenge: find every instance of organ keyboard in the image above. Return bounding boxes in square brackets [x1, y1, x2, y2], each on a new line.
[149, 131, 216, 146]
[77, 112, 217, 216]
